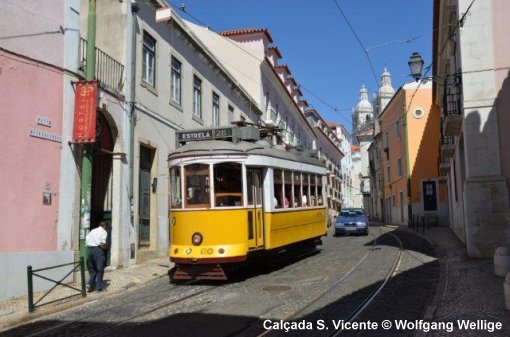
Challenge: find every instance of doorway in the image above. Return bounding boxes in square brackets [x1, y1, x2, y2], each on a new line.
[91, 111, 114, 264]
[139, 145, 155, 247]
[423, 181, 438, 211]
[246, 168, 264, 249]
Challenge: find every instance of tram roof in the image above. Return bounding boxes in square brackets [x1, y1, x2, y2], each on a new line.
[168, 140, 324, 167]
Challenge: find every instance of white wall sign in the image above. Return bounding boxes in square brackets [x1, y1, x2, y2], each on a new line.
[37, 115, 52, 127]
[29, 128, 62, 143]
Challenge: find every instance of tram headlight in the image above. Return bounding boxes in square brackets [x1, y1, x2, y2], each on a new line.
[191, 232, 203, 246]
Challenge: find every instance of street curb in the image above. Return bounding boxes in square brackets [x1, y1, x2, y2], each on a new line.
[0, 270, 169, 332]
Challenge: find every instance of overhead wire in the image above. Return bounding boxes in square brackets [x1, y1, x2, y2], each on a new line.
[166, 0, 355, 128]
[332, 0, 379, 87]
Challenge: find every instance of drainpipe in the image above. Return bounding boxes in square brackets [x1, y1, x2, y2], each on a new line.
[79, 0, 96, 261]
[403, 103, 412, 226]
[129, 3, 139, 227]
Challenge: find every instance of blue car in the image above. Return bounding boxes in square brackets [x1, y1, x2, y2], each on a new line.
[335, 208, 369, 236]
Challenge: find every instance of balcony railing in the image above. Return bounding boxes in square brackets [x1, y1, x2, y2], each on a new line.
[439, 156, 450, 176]
[79, 38, 125, 95]
[440, 135, 456, 158]
[442, 74, 462, 136]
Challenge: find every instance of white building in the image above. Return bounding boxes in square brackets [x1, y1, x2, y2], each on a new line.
[368, 68, 395, 220]
[79, 1, 262, 267]
[332, 123, 354, 208]
[352, 85, 375, 210]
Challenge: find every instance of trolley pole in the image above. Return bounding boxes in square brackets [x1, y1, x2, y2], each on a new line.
[79, 0, 97, 262]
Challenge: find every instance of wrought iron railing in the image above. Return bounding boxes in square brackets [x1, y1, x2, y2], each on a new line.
[80, 38, 125, 94]
[442, 135, 456, 145]
[442, 74, 462, 117]
[27, 257, 86, 312]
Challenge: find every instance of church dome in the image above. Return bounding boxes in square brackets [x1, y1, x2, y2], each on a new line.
[378, 67, 395, 96]
[356, 85, 373, 112]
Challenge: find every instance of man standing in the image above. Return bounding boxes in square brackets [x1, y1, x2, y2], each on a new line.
[85, 221, 108, 292]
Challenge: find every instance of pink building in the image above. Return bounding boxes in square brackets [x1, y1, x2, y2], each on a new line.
[0, 0, 78, 301]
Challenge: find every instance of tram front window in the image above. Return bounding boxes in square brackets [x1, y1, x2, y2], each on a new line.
[184, 164, 210, 208]
[169, 167, 182, 208]
[214, 162, 242, 207]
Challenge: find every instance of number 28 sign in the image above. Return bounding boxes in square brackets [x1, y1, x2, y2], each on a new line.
[72, 81, 98, 143]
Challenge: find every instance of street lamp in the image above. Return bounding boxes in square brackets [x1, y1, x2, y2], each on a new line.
[408, 52, 424, 81]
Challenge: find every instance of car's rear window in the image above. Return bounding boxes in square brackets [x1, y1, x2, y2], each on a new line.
[340, 211, 355, 217]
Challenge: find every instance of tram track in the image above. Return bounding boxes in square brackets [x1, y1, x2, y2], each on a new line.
[22, 279, 215, 337]
[328, 230, 403, 337]
[8, 226, 406, 337]
[252, 226, 403, 337]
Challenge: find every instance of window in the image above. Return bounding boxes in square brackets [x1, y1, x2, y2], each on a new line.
[170, 57, 181, 104]
[169, 167, 182, 208]
[318, 176, 324, 205]
[413, 108, 424, 119]
[302, 174, 309, 207]
[284, 171, 293, 208]
[273, 169, 283, 209]
[397, 158, 402, 177]
[228, 105, 234, 124]
[293, 172, 302, 207]
[214, 162, 242, 207]
[184, 164, 209, 208]
[310, 175, 317, 206]
[212, 92, 220, 127]
[142, 32, 156, 87]
[387, 165, 391, 183]
[193, 76, 202, 119]
[396, 120, 401, 138]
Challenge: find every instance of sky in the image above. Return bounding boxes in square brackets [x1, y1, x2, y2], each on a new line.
[165, 0, 433, 132]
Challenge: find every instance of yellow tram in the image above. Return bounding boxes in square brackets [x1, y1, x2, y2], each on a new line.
[168, 126, 327, 280]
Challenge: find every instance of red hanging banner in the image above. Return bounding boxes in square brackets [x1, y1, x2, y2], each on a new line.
[72, 81, 98, 143]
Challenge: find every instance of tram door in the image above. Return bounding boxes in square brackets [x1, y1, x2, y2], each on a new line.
[247, 168, 264, 249]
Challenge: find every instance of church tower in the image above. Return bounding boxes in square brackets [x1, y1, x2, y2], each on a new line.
[352, 84, 374, 145]
[376, 67, 395, 115]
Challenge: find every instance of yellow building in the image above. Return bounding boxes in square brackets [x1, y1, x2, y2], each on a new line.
[378, 81, 447, 225]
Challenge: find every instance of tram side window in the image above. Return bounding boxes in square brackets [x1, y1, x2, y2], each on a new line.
[302, 174, 309, 207]
[169, 167, 182, 208]
[284, 170, 293, 208]
[214, 162, 243, 207]
[309, 174, 316, 206]
[317, 175, 324, 206]
[273, 169, 283, 209]
[293, 172, 302, 208]
[184, 164, 210, 208]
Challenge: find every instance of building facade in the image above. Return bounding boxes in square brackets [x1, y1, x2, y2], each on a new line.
[368, 68, 395, 221]
[332, 123, 354, 208]
[434, 0, 510, 257]
[379, 81, 447, 226]
[80, 0, 263, 267]
[305, 111, 344, 213]
[0, 0, 80, 301]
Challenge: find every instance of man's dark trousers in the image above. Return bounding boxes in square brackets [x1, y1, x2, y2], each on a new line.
[88, 246, 106, 290]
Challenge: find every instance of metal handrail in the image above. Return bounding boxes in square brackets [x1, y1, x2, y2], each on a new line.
[27, 257, 86, 313]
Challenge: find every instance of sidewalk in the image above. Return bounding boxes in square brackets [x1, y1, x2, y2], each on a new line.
[0, 257, 172, 332]
[405, 225, 510, 336]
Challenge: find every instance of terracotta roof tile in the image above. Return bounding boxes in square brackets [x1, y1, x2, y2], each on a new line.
[219, 28, 273, 43]
[267, 46, 282, 58]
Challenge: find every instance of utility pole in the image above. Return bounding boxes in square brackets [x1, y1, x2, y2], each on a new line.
[79, 0, 97, 261]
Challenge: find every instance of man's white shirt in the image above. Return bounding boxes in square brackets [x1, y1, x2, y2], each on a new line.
[86, 227, 107, 247]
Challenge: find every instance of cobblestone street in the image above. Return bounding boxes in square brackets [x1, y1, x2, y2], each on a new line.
[2, 225, 446, 337]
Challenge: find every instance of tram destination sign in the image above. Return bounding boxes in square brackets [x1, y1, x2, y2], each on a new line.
[177, 127, 236, 144]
